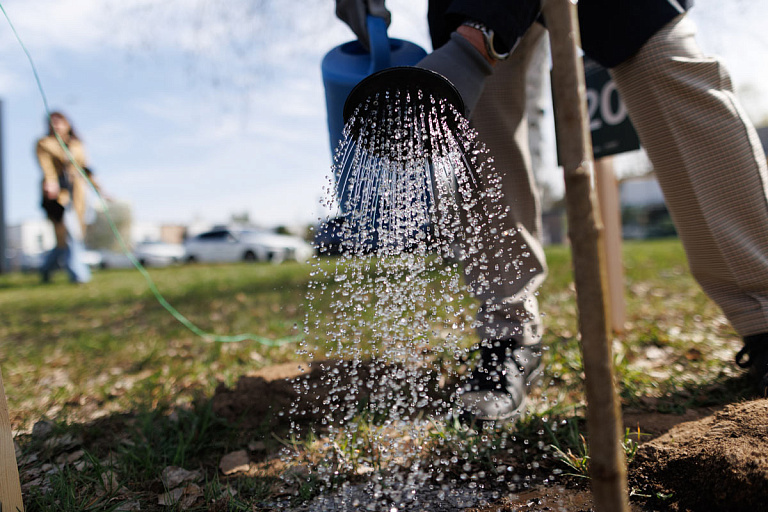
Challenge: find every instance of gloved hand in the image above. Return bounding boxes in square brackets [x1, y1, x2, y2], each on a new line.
[417, 32, 494, 118]
[336, 0, 391, 51]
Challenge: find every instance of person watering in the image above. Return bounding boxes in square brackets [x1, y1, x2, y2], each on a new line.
[36, 111, 93, 284]
[335, 0, 768, 424]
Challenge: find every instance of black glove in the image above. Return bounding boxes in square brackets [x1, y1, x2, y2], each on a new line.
[336, 0, 391, 51]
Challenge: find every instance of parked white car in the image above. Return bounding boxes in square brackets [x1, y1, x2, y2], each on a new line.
[134, 241, 187, 267]
[99, 241, 187, 269]
[98, 250, 133, 269]
[250, 230, 314, 263]
[184, 228, 312, 264]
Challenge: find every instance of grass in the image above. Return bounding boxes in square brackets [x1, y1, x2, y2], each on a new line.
[0, 239, 756, 510]
[548, 424, 647, 479]
[2, 262, 317, 426]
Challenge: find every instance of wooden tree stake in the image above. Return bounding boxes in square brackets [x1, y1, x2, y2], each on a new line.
[541, 0, 629, 510]
[0, 368, 23, 512]
[595, 156, 626, 334]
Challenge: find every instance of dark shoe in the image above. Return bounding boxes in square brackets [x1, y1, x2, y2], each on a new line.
[735, 333, 768, 396]
[457, 340, 543, 424]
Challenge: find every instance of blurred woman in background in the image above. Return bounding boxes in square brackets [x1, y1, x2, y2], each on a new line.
[36, 111, 92, 283]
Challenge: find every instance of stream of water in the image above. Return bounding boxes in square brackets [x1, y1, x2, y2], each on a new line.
[284, 84, 526, 511]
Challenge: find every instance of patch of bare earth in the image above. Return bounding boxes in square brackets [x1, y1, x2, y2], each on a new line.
[212, 359, 445, 432]
[212, 362, 768, 511]
[213, 362, 307, 431]
[629, 398, 768, 512]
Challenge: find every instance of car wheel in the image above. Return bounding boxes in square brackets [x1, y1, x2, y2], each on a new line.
[243, 250, 257, 262]
[186, 255, 197, 264]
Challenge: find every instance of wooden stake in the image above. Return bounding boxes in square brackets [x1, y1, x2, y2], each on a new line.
[541, 1, 629, 510]
[595, 156, 626, 333]
[0, 368, 23, 512]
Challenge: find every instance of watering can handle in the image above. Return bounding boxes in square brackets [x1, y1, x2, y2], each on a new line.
[367, 15, 391, 74]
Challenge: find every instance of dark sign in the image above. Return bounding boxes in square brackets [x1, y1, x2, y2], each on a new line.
[584, 58, 640, 159]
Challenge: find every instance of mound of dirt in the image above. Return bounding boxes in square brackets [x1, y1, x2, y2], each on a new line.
[630, 398, 768, 512]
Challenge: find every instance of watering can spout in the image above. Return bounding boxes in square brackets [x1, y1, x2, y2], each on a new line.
[343, 67, 464, 129]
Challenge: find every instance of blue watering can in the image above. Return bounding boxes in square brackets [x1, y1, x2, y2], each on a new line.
[321, 15, 427, 213]
[322, 16, 427, 155]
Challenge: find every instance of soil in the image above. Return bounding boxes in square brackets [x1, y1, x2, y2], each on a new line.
[629, 399, 768, 512]
[212, 360, 768, 511]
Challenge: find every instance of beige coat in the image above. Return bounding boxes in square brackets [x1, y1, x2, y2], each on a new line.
[36, 135, 89, 236]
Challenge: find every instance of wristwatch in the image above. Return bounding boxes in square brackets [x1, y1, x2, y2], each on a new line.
[461, 20, 511, 61]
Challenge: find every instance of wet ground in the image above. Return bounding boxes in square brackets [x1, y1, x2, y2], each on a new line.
[212, 360, 768, 512]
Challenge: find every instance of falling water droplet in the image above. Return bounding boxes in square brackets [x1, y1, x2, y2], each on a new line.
[283, 82, 524, 508]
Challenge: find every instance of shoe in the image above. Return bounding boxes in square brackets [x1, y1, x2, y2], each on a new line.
[735, 333, 768, 396]
[457, 339, 543, 424]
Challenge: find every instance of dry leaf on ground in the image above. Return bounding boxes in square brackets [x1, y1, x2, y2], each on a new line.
[219, 449, 250, 475]
[161, 465, 202, 488]
[157, 484, 203, 507]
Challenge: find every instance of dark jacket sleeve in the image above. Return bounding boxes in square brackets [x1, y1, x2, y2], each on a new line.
[427, 0, 692, 68]
[579, 0, 692, 68]
[428, 0, 541, 53]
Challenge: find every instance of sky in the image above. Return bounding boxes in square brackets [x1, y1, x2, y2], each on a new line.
[0, 0, 766, 231]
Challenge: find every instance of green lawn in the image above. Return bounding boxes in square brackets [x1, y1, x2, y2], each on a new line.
[1, 261, 319, 426]
[0, 239, 753, 510]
